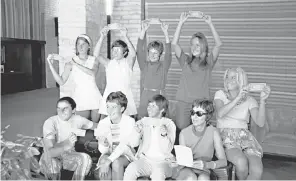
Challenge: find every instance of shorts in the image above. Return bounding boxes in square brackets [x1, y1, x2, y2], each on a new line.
[219, 128, 263, 158]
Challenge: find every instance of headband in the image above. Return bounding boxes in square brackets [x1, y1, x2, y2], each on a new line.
[77, 34, 92, 47]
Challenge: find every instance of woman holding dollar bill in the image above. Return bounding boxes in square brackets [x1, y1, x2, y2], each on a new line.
[172, 11, 222, 135]
[47, 34, 102, 123]
[214, 67, 271, 180]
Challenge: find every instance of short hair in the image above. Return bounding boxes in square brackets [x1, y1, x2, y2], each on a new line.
[106, 91, 128, 113]
[192, 99, 215, 123]
[75, 34, 91, 55]
[111, 40, 129, 58]
[57, 97, 76, 110]
[149, 94, 169, 117]
[147, 40, 164, 55]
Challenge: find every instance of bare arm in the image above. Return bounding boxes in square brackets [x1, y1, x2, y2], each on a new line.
[43, 136, 75, 158]
[172, 12, 189, 60]
[47, 54, 72, 86]
[137, 21, 150, 71]
[93, 27, 110, 67]
[214, 89, 247, 119]
[203, 15, 222, 67]
[121, 27, 136, 69]
[161, 23, 172, 72]
[205, 128, 227, 169]
[72, 57, 99, 77]
[249, 85, 271, 127]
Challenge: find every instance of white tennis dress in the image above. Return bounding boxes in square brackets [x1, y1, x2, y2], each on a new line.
[99, 58, 137, 115]
[69, 55, 102, 111]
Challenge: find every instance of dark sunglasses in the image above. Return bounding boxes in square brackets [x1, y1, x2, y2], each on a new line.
[190, 110, 208, 117]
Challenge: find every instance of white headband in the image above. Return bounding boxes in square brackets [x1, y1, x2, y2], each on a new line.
[77, 34, 92, 46]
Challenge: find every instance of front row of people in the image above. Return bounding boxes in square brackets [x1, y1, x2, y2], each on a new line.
[40, 68, 271, 180]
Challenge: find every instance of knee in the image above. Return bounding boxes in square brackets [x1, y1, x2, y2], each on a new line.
[232, 155, 248, 172]
[249, 161, 263, 179]
[78, 153, 92, 166]
[186, 171, 198, 180]
[197, 173, 210, 181]
[150, 172, 166, 180]
[123, 163, 138, 179]
[112, 158, 124, 171]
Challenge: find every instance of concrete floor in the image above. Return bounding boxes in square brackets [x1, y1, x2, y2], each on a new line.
[1, 88, 296, 180]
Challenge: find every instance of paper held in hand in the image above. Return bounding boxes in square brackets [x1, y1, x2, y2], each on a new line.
[71, 128, 86, 137]
[174, 145, 194, 167]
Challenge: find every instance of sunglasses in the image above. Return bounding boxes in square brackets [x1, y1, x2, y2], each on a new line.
[190, 110, 208, 117]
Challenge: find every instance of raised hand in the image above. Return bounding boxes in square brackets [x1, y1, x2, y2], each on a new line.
[134, 122, 144, 134]
[179, 12, 190, 24]
[120, 27, 128, 37]
[97, 136, 109, 147]
[260, 85, 271, 101]
[100, 26, 109, 37]
[141, 20, 150, 32]
[160, 125, 168, 136]
[161, 22, 169, 33]
[202, 14, 212, 25]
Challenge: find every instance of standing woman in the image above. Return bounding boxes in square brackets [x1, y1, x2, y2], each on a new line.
[137, 20, 172, 118]
[47, 34, 102, 123]
[94, 26, 137, 117]
[172, 12, 222, 131]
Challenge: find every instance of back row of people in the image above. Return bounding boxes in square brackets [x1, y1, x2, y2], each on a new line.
[47, 11, 221, 127]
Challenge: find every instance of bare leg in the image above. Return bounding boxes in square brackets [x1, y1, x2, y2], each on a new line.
[225, 148, 249, 180]
[246, 154, 263, 180]
[91, 109, 100, 123]
[111, 156, 130, 180]
[173, 167, 197, 180]
[197, 173, 210, 180]
[76, 110, 91, 119]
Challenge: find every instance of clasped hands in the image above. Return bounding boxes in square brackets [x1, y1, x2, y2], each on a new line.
[167, 158, 205, 170]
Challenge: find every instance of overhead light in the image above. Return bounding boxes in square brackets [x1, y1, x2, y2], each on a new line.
[105, 0, 114, 16]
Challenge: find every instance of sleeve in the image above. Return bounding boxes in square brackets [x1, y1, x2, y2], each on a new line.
[176, 50, 189, 68]
[163, 43, 172, 72]
[159, 119, 176, 153]
[136, 38, 147, 71]
[96, 121, 110, 155]
[43, 118, 56, 140]
[214, 90, 226, 102]
[78, 116, 93, 130]
[248, 97, 259, 110]
[108, 118, 142, 162]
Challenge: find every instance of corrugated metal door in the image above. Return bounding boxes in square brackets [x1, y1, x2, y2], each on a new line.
[145, 0, 296, 110]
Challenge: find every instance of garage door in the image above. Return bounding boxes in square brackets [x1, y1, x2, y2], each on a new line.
[145, 0, 296, 110]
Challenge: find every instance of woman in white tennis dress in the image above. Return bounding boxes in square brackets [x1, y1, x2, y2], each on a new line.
[94, 26, 137, 116]
[47, 34, 102, 122]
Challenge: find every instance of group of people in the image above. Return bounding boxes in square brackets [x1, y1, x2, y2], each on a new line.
[44, 11, 271, 180]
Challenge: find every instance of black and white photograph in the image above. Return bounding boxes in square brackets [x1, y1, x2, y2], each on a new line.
[1, 0, 296, 180]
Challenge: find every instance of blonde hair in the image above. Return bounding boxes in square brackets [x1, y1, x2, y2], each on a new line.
[223, 67, 248, 93]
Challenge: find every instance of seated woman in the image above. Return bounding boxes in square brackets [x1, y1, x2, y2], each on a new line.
[214, 67, 271, 180]
[170, 99, 227, 180]
[40, 97, 97, 180]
